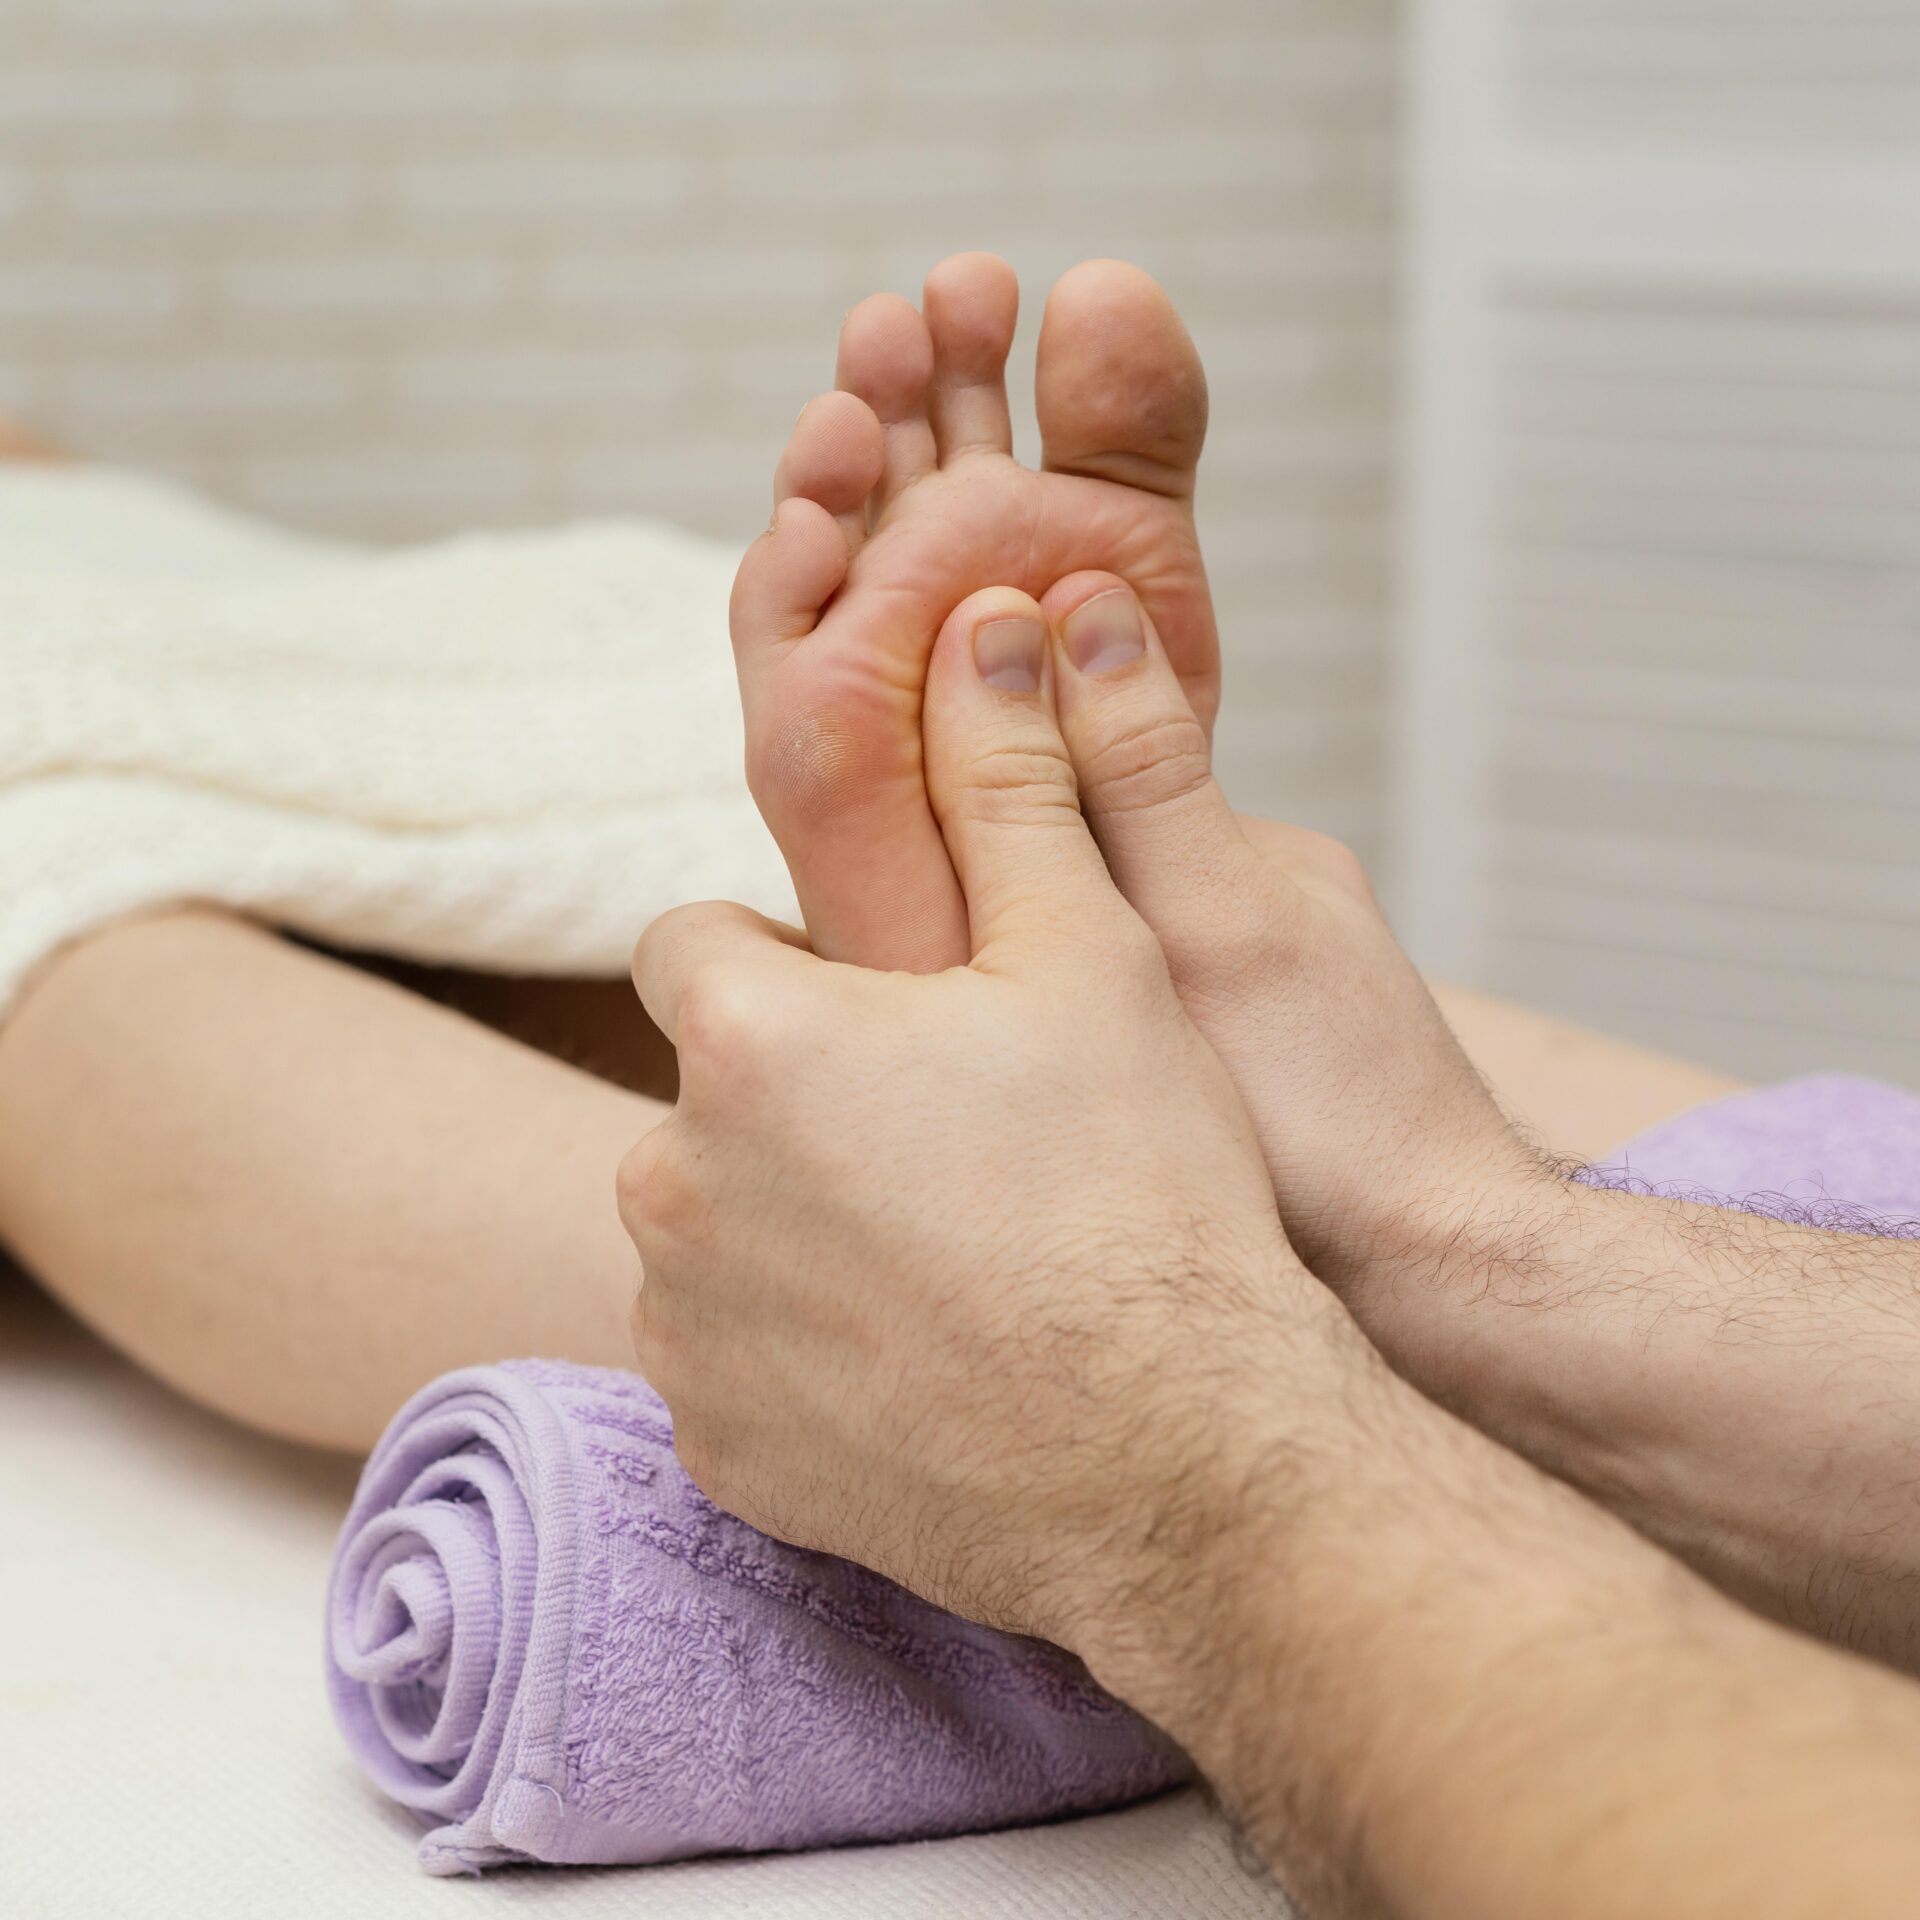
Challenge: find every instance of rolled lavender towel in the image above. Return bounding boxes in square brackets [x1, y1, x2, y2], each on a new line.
[326, 1358, 1186, 1874]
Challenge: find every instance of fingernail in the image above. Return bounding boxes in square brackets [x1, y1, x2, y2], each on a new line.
[974, 616, 1046, 693]
[1063, 589, 1145, 676]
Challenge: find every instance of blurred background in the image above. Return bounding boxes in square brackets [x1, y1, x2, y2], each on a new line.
[0, 0, 1914, 1085]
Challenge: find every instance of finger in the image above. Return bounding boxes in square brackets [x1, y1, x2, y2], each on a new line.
[920, 585, 1147, 972]
[632, 901, 814, 1049]
[1039, 572, 1259, 917]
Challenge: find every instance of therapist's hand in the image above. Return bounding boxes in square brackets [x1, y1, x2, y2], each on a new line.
[617, 582, 1920, 1920]
[1029, 569, 1553, 1305]
[1031, 574, 1920, 1677]
[618, 584, 1351, 1650]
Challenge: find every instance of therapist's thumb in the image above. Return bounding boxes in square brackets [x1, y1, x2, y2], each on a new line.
[922, 586, 1149, 974]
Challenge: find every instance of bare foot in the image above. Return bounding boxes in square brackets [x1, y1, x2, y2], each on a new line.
[730, 253, 1212, 970]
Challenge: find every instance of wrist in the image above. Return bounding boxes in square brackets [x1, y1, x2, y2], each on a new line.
[1326, 1151, 1679, 1503]
[1065, 1312, 1666, 1908]
[1337, 1136, 1589, 1353]
[1056, 1299, 1406, 1739]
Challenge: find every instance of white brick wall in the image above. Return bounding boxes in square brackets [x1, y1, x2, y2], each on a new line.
[0, 0, 1400, 853]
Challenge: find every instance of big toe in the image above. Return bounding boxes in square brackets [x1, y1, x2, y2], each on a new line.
[1034, 260, 1207, 500]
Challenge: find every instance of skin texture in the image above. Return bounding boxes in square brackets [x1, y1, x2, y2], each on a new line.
[0, 343, 1733, 1453]
[0, 911, 653, 1448]
[17, 266, 1920, 1910]
[731, 253, 1214, 972]
[731, 257, 1920, 1674]
[1020, 574, 1920, 1675]
[626, 583, 1920, 1920]
[0, 906, 1730, 1454]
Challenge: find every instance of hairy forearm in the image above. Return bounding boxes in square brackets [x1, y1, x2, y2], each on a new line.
[1079, 1334, 1920, 1920]
[1364, 1175, 1920, 1673]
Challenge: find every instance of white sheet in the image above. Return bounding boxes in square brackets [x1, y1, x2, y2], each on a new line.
[0, 1274, 1296, 1919]
[0, 464, 797, 1019]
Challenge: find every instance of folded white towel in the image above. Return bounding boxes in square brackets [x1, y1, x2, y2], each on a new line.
[0, 466, 795, 1016]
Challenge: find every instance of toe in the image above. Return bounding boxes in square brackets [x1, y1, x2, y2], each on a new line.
[922, 252, 1018, 462]
[731, 495, 852, 659]
[835, 292, 938, 510]
[1035, 260, 1207, 501]
[775, 390, 886, 552]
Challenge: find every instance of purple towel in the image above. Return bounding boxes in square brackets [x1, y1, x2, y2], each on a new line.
[328, 1073, 1919, 1874]
[1584, 1073, 1920, 1231]
[326, 1358, 1186, 1874]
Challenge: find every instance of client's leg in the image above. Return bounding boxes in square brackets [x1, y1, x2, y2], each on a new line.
[0, 910, 658, 1451]
[1426, 984, 1744, 1164]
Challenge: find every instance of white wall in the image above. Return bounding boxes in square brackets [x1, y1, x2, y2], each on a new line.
[1395, 0, 1920, 1086]
[0, 0, 1399, 863]
[5, 0, 1914, 1090]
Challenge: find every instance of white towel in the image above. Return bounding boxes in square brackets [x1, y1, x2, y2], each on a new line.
[0, 465, 796, 1016]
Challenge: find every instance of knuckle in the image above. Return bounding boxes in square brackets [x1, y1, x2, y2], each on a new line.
[1239, 818, 1378, 910]
[615, 1128, 705, 1244]
[636, 904, 735, 1015]
[950, 739, 1081, 831]
[633, 901, 702, 988]
[1295, 828, 1377, 907]
[1155, 868, 1303, 999]
[672, 964, 765, 1075]
[1076, 704, 1213, 818]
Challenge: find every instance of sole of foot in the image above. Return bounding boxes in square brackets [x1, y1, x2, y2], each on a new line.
[730, 252, 1215, 973]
